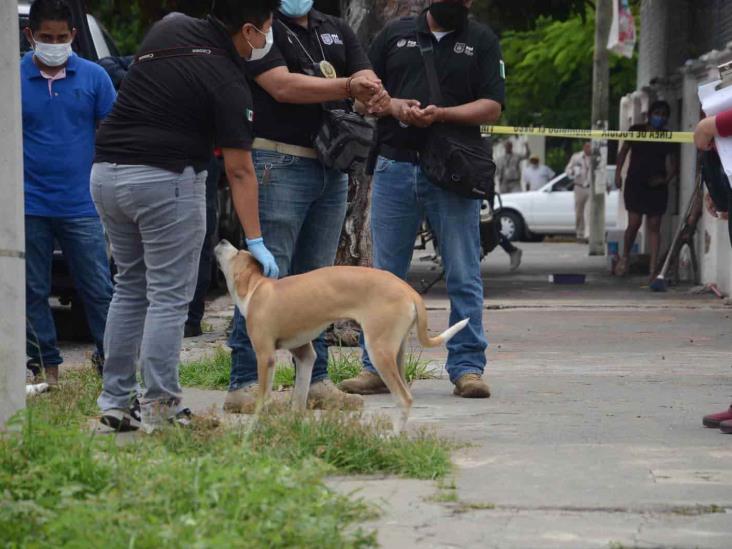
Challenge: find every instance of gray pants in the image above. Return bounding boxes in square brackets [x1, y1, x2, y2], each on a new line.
[91, 163, 205, 415]
[574, 185, 591, 239]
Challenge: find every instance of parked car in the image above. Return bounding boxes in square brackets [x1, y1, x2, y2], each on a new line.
[496, 166, 619, 241]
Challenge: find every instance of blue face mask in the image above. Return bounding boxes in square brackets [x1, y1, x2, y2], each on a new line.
[280, 0, 314, 18]
[650, 115, 667, 130]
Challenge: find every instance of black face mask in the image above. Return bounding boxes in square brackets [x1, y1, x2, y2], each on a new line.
[429, 2, 469, 31]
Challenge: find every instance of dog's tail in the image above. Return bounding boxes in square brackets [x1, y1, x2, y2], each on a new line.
[414, 299, 469, 348]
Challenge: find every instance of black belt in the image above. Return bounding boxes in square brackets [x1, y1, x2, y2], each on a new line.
[380, 144, 420, 164]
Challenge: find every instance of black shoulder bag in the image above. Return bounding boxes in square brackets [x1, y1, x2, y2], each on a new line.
[314, 108, 375, 174]
[416, 32, 496, 200]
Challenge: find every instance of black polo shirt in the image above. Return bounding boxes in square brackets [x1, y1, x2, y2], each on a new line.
[370, 11, 505, 151]
[95, 14, 254, 173]
[245, 9, 372, 148]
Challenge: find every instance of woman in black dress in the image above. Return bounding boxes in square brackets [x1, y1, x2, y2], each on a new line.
[614, 100, 678, 277]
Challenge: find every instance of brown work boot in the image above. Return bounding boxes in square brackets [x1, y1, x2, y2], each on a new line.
[223, 384, 259, 414]
[453, 373, 491, 398]
[43, 366, 59, 389]
[338, 370, 389, 395]
[307, 379, 364, 410]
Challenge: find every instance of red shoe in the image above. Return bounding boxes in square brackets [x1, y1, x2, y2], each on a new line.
[703, 406, 732, 428]
[721, 420, 732, 434]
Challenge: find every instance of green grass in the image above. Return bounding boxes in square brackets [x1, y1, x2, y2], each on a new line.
[0, 367, 452, 547]
[179, 346, 438, 391]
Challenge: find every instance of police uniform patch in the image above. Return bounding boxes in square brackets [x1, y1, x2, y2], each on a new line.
[321, 33, 334, 45]
[407, 40, 417, 48]
[397, 38, 407, 48]
[465, 46, 474, 56]
[454, 42, 466, 54]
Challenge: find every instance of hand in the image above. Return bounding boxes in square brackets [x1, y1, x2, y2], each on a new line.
[366, 87, 391, 115]
[614, 176, 622, 190]
[694, 116, 717, 151]
[408, 105, 443, 128]
[390, 98, 421, 125]
[704, 192, 728, 219]
[246, 237, 279, 279]
[349, 75, 383, 104]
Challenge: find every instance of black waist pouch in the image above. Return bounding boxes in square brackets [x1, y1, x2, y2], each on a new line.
[315, 109, 375, 174]
[420, 124, 496, 200]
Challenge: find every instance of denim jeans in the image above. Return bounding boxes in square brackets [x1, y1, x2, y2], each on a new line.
[25, 216, 112, 367]
[91, 163, 206, 412]
[361, 157, 487, 382]
[187, 157, 221, 328]
[228, 150, 348, 391]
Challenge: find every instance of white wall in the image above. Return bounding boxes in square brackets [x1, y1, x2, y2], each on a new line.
[681, 48, 732, 295]
[0, 0, 26, 426]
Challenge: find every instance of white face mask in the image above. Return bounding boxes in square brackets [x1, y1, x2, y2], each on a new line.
[245, 26, 273, 62]
[33, 40, 72, 67]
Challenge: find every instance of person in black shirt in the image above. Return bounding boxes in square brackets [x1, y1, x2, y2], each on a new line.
[224, 0, 390, 414]
[339, 0, 503, 399]
[614, 100, 678, 278]
[92, 1, 284, 432]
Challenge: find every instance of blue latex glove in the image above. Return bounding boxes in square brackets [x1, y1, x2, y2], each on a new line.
[246, 237, 279, 279]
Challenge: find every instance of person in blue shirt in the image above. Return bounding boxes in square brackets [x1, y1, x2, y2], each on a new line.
[21, 0, 116, 387]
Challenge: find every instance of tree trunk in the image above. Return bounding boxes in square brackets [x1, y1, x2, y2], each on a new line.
[326, 0, 429, 347]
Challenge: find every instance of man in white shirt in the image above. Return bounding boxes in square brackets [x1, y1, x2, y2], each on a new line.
[565, 142, 592, 241]
[521, 155, 555, 191]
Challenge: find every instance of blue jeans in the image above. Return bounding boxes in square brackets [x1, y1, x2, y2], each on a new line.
[25, 216, 112, 367]
[228, 150, 348, 390]
[361, 157, 487, 382]
[91, 163, 206, 412]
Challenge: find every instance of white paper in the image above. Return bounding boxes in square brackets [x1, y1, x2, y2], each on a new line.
[699, 80, 732, 182]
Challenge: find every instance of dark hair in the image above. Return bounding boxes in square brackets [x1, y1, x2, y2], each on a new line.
[649, 100, 671, 117]
[29, 0, 73, 32]
[211, 0, 281, 34]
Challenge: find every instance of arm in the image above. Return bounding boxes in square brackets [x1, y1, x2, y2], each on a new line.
[221, 148, 279, 278]
[615, 143, 630, 188]
[255, 67, 381, 105]
[221, 148, 261, 240]
[94, 66, 117, 123]
[406, 99, 502, 128]
[694, 110, 732, 149]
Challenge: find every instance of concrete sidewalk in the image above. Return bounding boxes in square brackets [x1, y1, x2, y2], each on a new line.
[60, 242, 732, 548]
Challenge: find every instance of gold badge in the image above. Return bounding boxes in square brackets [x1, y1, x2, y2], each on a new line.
[320, 60, 337, 79]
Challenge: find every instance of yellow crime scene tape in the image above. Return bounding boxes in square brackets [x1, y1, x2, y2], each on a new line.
[481, 125, 694, 144]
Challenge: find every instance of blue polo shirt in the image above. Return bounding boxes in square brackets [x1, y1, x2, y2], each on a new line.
[21, 52, 116, 218]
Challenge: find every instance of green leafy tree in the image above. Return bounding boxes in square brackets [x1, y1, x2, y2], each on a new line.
[501, 14, 636, 130]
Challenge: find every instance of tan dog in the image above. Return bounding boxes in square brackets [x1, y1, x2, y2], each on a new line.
[214, 239, 468, 430]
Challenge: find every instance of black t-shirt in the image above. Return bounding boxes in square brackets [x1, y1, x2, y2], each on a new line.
[369, 11, 505, 151]
[626, 123, 677, 186]
[95, 14, 254, 173]
[245, 10, 371, 148]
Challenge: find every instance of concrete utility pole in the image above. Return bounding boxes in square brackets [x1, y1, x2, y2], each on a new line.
[589, 0, 612, 256]
[0, 0, 26, 426]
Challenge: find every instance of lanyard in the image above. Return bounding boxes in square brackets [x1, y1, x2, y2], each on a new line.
[277, 19, 328, 65]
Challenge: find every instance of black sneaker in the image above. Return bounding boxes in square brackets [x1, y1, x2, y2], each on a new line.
[184, 323, 203, 338]
[100, 408, 141, 432]
[26, 360, 41, 378]
[170, 407, 194, 427]
[130, 397, 142, 423]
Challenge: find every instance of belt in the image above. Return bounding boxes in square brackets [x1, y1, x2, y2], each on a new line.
[252, 138, 318, 160]
[380, 144, 420, 164]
